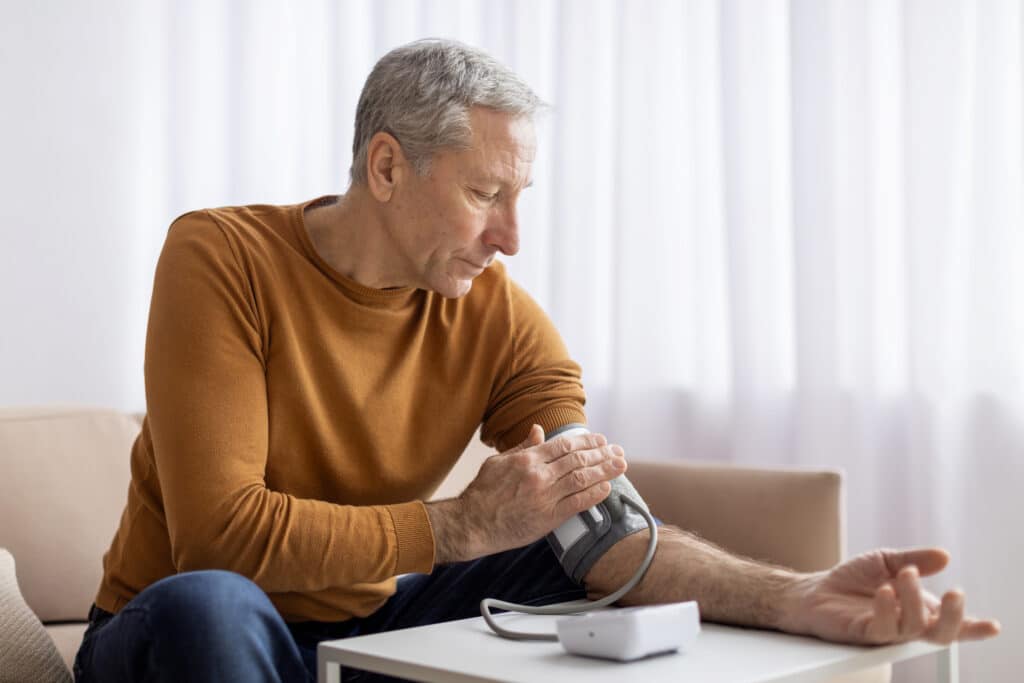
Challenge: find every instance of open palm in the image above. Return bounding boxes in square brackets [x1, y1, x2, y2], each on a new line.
[789, 547, 1000, 646]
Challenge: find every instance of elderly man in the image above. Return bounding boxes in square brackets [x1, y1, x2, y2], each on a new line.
[73, 39, 998, 682]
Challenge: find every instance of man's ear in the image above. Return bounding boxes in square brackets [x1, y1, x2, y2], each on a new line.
[366, 132, 407, 202]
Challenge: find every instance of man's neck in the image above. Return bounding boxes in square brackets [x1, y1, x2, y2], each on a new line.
[303, 189, 412, 290]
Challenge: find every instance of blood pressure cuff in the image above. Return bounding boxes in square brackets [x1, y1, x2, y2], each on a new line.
[543, 424, 652, 584]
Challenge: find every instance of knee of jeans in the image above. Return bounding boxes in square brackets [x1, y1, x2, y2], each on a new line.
[142, 570, 276, 634]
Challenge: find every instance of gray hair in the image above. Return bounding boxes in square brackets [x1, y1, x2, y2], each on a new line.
[350, 38, 544, 185]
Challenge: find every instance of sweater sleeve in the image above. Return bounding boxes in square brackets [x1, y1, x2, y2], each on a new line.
[144, 212, 434, 594]
[480, 279, 588, 452]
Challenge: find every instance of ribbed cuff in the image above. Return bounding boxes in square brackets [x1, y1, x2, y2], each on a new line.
[386, 500, 436, 575]
[501, 405, 588, 451]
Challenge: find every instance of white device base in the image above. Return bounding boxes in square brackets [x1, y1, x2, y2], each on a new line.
[556, 601, 701, 662]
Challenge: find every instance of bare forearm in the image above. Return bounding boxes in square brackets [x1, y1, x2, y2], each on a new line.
[584, 525, 805, 632]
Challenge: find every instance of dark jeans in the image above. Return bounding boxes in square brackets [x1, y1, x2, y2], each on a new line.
[73, 538, 587, 682]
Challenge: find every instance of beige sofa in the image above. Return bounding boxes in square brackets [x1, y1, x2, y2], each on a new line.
[0, 406, 888, 682]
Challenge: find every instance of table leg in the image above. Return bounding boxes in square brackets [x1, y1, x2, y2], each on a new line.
[936, 643, 959, 683]
[319, 659, 341, 683]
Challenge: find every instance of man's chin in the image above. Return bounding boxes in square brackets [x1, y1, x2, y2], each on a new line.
[435, 277, 474, 299]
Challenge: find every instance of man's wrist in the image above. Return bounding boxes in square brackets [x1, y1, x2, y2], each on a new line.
[773, 570, 820, 635]
[424, 498, 483, 565]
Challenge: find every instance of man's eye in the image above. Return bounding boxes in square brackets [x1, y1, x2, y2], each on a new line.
[474, 189, 499, 202]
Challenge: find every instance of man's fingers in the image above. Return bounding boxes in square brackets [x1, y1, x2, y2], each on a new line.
[881, 547, 950, 578]
[925, 591, 1001, 643]
[554, 456, 626, 499]
[924, 590, 964, 645]
[866, 583, 899, 643]
[548, 444, 624, 480]
[957, 617, 1002, 641]
[538, 432, 608, 462]
[555, 480, 612, 519]
[896, 566, 929, 638]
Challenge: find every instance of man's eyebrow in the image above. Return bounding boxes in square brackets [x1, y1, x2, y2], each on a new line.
[471, 175, 534, 190]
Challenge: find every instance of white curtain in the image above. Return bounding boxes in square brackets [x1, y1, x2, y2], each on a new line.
[1, 1, 1021, 680]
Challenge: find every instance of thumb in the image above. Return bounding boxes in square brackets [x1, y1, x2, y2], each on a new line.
[519, 424, 545, 448]
[882, 547, 951, 578]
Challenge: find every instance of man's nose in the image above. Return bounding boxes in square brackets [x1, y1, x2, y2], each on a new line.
[484, 207, 520, 256]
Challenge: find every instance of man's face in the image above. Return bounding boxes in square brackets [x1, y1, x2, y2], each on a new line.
[386, 107, 536, 298]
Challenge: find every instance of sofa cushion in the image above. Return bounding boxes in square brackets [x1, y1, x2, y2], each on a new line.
[0, 548, 72, 682]
[0, 407, 139, 622]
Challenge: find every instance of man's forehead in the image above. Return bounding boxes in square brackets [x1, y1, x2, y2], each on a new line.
[459, 158, 534, 190]
[456, 109, 536, 183]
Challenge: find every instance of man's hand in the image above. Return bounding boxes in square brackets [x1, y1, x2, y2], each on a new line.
[426, 425, 626, 563]
[780, 547, 1001, 645]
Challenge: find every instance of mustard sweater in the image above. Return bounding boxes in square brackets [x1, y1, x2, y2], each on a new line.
[94, 198, 586, 622]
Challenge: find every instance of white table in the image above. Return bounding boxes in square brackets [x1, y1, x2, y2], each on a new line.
[318, 612, 958, 682]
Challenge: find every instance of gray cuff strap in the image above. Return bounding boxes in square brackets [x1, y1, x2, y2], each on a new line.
[543, 425, 652, 584]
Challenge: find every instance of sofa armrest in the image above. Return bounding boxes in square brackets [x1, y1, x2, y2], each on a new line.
[0, 406, 139, 622]
[626, 460, 845, 572]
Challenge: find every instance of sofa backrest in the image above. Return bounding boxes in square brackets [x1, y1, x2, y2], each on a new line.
[0, 407, 140, 623]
